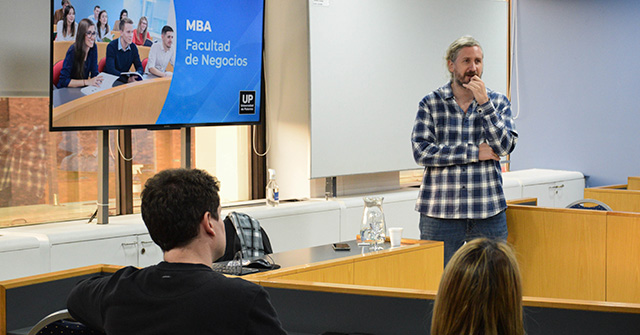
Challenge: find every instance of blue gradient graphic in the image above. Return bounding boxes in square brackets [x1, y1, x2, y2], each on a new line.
[156, 0, 263, 125]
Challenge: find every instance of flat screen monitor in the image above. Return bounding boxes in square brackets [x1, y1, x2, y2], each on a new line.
[50, 0, 264, 131]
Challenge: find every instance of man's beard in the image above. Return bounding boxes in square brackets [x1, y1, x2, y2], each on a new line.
[455, 71, 480, 87]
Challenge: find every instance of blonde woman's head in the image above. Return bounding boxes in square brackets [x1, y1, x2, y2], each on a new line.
[431, 238, 524, 335]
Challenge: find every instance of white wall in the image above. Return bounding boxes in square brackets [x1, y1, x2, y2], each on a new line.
[0, 1, 49, 96]
[264, 0, 312, 199]
[510, 0, 640, 186]
[307, 0, 508, 178]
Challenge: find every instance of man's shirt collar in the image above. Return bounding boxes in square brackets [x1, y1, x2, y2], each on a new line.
[118, 39, 131, 52]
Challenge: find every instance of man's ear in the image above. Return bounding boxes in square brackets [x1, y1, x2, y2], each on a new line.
[201, 211, 216, 237]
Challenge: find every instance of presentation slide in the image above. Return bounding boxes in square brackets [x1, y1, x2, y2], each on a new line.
[51, 0, 264, 129]
[160, 0, 263, 124]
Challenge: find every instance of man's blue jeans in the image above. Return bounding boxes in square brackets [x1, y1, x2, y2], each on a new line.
[419, 210, 508, 267]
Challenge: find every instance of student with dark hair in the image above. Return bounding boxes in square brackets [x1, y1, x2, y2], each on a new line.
[113, 9, 128, 32]
[67, 168, 288, 334]
[55, 5, 77, 41]
[431, 238, 524, 335]
[87, 5, 100, 23]
[53, 0, 71, 24]
[57, 18, 103, 88]
[104, 17, 143, 81]
[146, 25, 174, 77]
[96, 9, 112, 42]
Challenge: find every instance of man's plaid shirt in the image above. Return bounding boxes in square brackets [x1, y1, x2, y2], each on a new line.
[411, 82, 518, 219]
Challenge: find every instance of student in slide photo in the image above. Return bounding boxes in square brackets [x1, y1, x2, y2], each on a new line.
[57, 18, 103, 88]
[96, 10, 112, 42]
[145, 25, 175, 77]
[104, 17, 143, 82]
[55, 5, 77, 41]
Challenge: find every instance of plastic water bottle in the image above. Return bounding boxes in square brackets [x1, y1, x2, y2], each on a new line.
[266, 169, 279, 207]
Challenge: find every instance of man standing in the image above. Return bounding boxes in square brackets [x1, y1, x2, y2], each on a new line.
[67, 168, 288, 334]
[411, 36, 518, 266]
[87, 5, 100, 23]
[105, 17, 143, 81]
[146, 25, 175, 77]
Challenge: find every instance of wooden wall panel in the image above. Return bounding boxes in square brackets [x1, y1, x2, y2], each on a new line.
[274, 263, 353, 285]
[607, 213, 640, 303]
[353, 246, 442, 291]
[584, 188, 640, 212]
[507, 206, 607, 300]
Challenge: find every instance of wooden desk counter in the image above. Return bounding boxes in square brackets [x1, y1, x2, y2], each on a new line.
[6, 242, 640, 335]
[259, 272, 640, 335]
[628, 176, 640, 191]
[248, 239, 444, 291]
[606, 211, 640, 303]
[507, 204, 640, 304]
[507, 205, 607, 301]
[1, 265, 121, 334]
[52, 76, 171, 127]
[584, 187, 640, 212]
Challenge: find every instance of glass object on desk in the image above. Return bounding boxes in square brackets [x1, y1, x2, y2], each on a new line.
[266, 168, 279, 207]
[360, 196, 387, 250]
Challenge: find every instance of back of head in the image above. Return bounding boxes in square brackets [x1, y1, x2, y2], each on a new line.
[141, 168, 220, 252]
[431, 238, 524, 335]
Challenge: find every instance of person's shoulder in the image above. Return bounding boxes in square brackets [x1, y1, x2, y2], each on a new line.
[487, 88, 506, 97]
[112, 265, 142, 278]
[211, 275, 264, 295]
[487, 88, 509, 103]
[74, 266, 140, 290]
[88, 44, 98, 55]
[107, 39, 118, 47]
[421, 83, 450, 103]
[65, 44, 75, 55]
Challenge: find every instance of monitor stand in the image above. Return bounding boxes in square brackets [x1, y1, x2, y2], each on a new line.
[97, 130, 109, 224]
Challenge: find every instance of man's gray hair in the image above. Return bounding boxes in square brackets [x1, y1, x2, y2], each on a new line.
[445, 36, 483, 79]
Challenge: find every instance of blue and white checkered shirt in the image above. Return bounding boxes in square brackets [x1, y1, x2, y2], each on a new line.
[411, 82, 518, 219]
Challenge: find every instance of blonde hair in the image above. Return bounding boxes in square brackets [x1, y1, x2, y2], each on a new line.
[431, 238, 524, 335]
[138, 16, 149, 35]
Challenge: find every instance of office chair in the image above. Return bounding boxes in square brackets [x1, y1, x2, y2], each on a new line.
[142, 58, 149, 73]
[215, 212, 273, 262]
[52, 60, 64, 87]
[98, 57, 106, 73]
[27, 309, 103, 335]
[566, 199, 612, 211]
